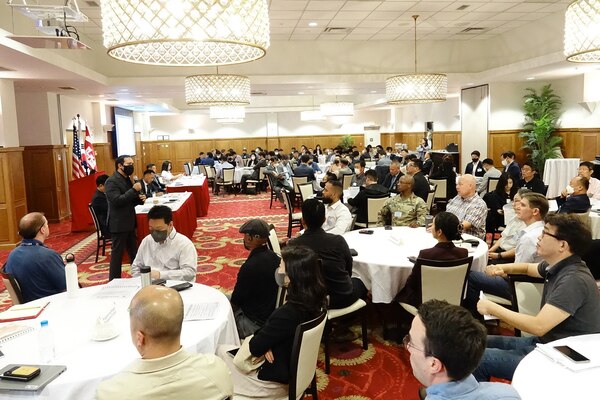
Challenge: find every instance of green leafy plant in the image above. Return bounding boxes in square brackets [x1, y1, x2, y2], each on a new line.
[519, 84, 562, 175]
[338, 134, 354, 149]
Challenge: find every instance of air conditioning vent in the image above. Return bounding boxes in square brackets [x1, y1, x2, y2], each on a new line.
[456, 5, 470, 10]
[251, 91, 267, 96]
[459, 27, 486, 34]
[58, 86, 77, 90]
[323, 27, 353, 34]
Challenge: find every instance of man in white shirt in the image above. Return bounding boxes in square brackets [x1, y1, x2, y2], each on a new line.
[321, 180, 352, 235]
[576, 161, 600, 200]
[477, 159, 502, 195]
[131, 205, 197, 282]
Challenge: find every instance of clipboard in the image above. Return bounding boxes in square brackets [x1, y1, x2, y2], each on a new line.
[0, 302, 49, 323]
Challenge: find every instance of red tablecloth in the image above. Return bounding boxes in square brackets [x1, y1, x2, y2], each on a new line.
[135, 193, 197, 245]
[166, 177, 210, 217]
[69, 171, 106, 232]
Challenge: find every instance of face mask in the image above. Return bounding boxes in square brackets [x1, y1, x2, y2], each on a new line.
[472, 158, 479, 163]
[274, 269, 288, 287]
[123, 165, 134, 176]
[566, 185, 575, 195]
[151, 229, 168, 243]
[501, 159, 508, 167]
[274, 151, 279, 155]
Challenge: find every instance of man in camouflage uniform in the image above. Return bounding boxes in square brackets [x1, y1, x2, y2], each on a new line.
[377, 175, 428, 228]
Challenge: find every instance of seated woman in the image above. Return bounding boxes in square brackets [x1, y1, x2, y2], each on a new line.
[395, 212, 468, 308]
[483, 173, 517, 234]
[160, 160, 182, 183]
[429, 154, 458, 199]
[218, 246, 327, 398]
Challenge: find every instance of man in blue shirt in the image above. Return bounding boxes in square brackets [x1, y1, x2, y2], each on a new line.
[406, 300, 520, 400]
[4, 212, 66, 302]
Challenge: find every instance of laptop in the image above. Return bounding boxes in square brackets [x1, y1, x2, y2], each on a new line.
[0, 365, 67, 392]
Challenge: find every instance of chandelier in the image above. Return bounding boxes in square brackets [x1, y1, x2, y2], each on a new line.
[320, 102, 354, 117]
[210, 105, 245, 124]
[386, 15, 447, 104]
[185, 74, 250, 106]
[564, 0, 600, 62]
[100, 0, 270, 66]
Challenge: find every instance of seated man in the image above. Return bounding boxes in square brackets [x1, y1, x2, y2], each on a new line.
[407, 300, 520, 399]
[406, 158, 429, 202]
[557, 176, 591, 213]
[578, 161, 600, 200]
[348, 169, 388, 225]
[474, 214, 600, 381]
[293, 154, 316, 181]
[377, 175, 427, 228]
[352, 160, 366, 187]
[230, 219, 280, 339]
[146, 163, 166, 193]
[91, 174, 109, 236]
[265, 156, 293, 203]
[130, 205, 197, 282]
[446, 174, 488, 239]
[477, 158, 502, 195]
[96, 285, 233, 400]
[486, 188, 530, 263]
[519, 162, 545, 194]
[289, 199, 364, 308]
[382, 161, 403, 193]
[321, 180, 353, 235]
[4, 212, 66, 302]
[336, 158, 353, 178]
[140, 169, 159, 198]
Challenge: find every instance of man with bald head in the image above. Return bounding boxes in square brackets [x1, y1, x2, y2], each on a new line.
[97, 286, 233, 400]
[446, 174, 488, 239]
[557, 176, 591, 214]
[378, 175, 428, 227]
[4, 212, 66, 302]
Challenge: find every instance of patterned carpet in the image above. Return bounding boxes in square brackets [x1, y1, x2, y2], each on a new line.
[1, 191, 422, 399]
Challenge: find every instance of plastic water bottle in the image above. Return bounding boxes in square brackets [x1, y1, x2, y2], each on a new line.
[140, 266, 152, 287]
[38, 320, 55, 363]
[64, 253, 78, 297]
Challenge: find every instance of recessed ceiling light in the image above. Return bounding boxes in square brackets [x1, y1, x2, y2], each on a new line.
[98, 94, 105, 98]
[466, 82, 474, 85]
[136, 95, 143, 98]
[526, 77, 535, 80]
[298, 91, 305, 95]
[119, 88, 129, 92]
[308, 22, 318, 27]
[370, 90, 377, 93]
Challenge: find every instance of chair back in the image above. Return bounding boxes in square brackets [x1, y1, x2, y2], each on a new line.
[570, 210, 591, 229]
[183, 163, 191, 176]
[509, 275, 544, 337]
[298, 182, 314, 203]
[243, 158, 251, 167]
[419, 257, 473, 305]
[88, 203, 103, 239]
[366, 196, 388, 226]
[198, 164, 207, 176]
[365, 161, 376, 169]
[288, 312, 327, 400]
[375, 165, 390, 185]
[292, 175, 308, 192]
[342, 174, 354, 190]
[222, 167, 235, 183]
[426, 186, 436, 213]
[0, 264, 24, 305]
[258, 166, 267, 181]
[205, 166, 215, 179]
[428, 178, 448, 200]
[275, 286, 287, 309]
[282, 189, 294, 215]
[487, 177, 500, 193]
[267, 227, 282, 256]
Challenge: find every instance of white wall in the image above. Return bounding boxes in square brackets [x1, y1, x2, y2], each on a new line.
[461, 85, 489, 171]
[15, 91, 56, 146]
[394, 96, 461, 134]
[0, 79, 19, 147]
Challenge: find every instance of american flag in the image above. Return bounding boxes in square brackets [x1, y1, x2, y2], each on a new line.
[72, 123, 86, 179]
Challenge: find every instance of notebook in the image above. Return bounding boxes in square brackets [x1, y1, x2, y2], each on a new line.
[0, 302, 49, 323]
[0, 365, 67, 392]
[0, 324, 34, 343]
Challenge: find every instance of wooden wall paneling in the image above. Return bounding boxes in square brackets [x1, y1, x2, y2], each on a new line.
[0, 148, 28, 249]
[93, 143, 113, 174]
[54, 146, 69, 220]
[580, 132, 598, 162]
[266, 138, 278, 151]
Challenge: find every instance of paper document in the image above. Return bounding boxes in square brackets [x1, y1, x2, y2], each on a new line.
[96, 279, 141, 298]
[479, 291, 499, 321]
[0, 302, 49, 322]
[184, 303, 220, 321]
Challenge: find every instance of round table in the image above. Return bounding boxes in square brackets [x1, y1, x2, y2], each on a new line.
[0, 281, 239, 400]
[343, 226, 488, 303]
[512, 334, 600, 400]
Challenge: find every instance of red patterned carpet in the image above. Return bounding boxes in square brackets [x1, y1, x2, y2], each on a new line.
[1, 192, 423, 399]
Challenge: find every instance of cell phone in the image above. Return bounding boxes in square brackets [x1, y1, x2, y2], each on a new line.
[1, 366, 41, 381]
[152, 279, 166, 286]
[359, 229, 374, 234]
[227, 348, 239, 357]
[554, 345, 590, 363]
[168, 282, 193, 291]
[384, 225, 392, 230]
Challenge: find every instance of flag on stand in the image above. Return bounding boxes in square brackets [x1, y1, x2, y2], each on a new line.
[72, 122, 86, 179]
[83, 126, 97, 172]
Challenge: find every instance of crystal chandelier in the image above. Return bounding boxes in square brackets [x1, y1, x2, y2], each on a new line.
[210, 105, 245, 124]
[386, 15, 447, 104]
[564, 0, 600, 62]
[320, 102, 354, 117]
[185, 74, 250, 106]
[100, 0, 270, 66]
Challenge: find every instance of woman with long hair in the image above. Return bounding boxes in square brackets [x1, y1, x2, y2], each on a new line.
[160, 160, 182, 182]
[220, 246, 327, 398]
[484, 173, 517, 233]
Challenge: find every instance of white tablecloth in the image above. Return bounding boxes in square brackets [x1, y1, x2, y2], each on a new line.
[543, 158, 579, 198]
[0, 281, 238, 400]
[234, 167, 253, 184]
[548, 198, 600, 239]
[166, 174, 206, 188]
[343, 227, 488, 303]
[512, 334, 600, 400]
[135, 191, 192, 214]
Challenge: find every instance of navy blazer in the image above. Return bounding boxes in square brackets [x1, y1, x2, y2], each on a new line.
[557, 193, 591, 214]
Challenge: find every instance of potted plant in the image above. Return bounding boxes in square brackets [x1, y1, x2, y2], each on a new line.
[519, 84, 562, 175]
[338, 134, 354, 149]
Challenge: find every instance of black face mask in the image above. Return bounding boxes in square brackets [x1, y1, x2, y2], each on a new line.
[123, 165, 134, 176]
[472, 158, 479, 163]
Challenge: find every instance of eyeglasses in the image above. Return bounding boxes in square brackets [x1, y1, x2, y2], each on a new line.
[541, 230, 565, 241]
[402, 334, 434, 357]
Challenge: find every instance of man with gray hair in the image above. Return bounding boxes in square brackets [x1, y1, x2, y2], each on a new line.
[96, 285, 233, 399]
[446, 174, 488, 239]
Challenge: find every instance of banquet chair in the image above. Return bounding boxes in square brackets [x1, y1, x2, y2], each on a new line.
[354, 196, 388, 228]
[292, 175, 309, 207]
[487, 177, 500, 193]
[323, 298, 368, 374]
[205, 166, 216, 193]
[375, 165, 389, 185]
[266, 174, 279, 209]
[233, 312, 326, 400]
[428, 178, 448, 206]
[365, 161, 376, 169]
[570, 210, 591, 230]
[246, 167, 267, 194]
[297, 182, 314, 203]
[509, 275, 544, 337]
[0, 264, 24, 305]
[198, 164, 207, 176]
[426, 186, 436, 214]
[215, 167, 235, 196]
[282, 190, 303, 238]
[88, 203, 112, 263]
[399, 257, 473, 316]
[267, 226, 282, 257]
[341, 174, 354, 190]
[242, 158, 251, 167]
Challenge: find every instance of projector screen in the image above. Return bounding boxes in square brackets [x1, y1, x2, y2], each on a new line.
[113, 107, 136, 156]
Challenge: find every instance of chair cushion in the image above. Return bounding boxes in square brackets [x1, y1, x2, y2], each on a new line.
[399, 302, 418, 316]
[328, 298, 367, 319]
[292, 212, 303, 219]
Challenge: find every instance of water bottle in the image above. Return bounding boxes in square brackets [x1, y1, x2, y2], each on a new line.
[140, 266, 151, 287]
[64, 253, 78, 297]
[38, 320, 55, 363]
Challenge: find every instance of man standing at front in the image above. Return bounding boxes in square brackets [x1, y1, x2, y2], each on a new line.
[96, 285, 233, 400]
[475, 214, 600, 381]
[130, 205, 197, 282]
[321, 180, 353, 235]
[105, 155, 145, 280]
[446, 174, 488, 239]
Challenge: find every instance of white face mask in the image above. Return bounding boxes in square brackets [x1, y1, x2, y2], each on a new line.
[501, 159, 508, 167]
[566, 185, 575, 195]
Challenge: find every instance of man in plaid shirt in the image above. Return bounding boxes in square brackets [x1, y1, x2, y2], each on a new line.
[446, 174, 488, 239]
